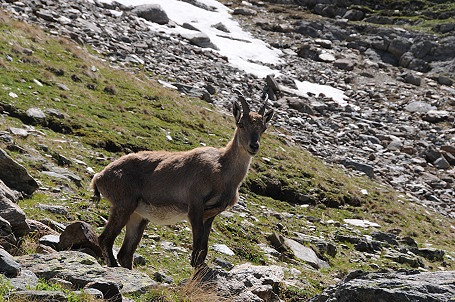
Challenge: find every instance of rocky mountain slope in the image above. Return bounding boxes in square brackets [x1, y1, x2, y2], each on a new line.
[0, 0, 454, 301]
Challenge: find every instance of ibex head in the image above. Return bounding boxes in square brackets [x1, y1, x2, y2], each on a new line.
[233, 90, 274, 156]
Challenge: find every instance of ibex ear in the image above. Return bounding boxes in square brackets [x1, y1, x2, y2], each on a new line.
[264, 109, 274, 125]
[233, 101, 242, 124]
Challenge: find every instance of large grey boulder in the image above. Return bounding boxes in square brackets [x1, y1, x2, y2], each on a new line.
[0, 248, 21, 277]
[59, 221, 102, 257]
[310, 270, 455, 302]
[0, 180, 30, 237]
[0, 216, 18, 253]
[131, 4, 169, 25]
[0, 149, 38, 195]
[15, 251, 157, 294]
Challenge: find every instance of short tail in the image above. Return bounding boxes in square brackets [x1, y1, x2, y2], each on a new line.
[90, 173, 101, 203]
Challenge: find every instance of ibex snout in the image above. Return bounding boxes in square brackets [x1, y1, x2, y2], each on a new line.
[248, 140, 260, 155]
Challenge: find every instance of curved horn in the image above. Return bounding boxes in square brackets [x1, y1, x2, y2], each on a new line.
[234, 89, 250, 115]
[258, 92, 269, 116]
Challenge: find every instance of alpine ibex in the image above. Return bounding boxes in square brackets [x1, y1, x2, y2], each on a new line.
[91, 90, 274, 269]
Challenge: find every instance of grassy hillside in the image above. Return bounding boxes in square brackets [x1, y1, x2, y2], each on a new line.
[0, 11, 454, 301]
[350, 0, 455, 33]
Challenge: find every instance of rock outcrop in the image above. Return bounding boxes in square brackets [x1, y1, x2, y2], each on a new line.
[0, 148, 38, 195]
[310, 270, 455, 302]
[15, 251, 157, 295]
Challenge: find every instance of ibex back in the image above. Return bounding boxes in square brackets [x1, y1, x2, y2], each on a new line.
[91, 90, 274, 269]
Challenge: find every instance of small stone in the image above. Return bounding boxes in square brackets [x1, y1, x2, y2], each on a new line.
[318, 53, 336, 62]
[333, 59, 355, 71]
[185, 32, 219, 50]
[57, 16, 71, 25]
[401, 145, 416, 155]
[405, 99, 434, 113]
[422, 110, 449, 123]
[233, 7, 257, 16]
[213, 257, 234, 270]
[339, 159, 374, 178]
[39, 235, 60, 250]
[134, 254, 147, 266]
[387, 140, 402, 151]
[36, 244, 57, 254]
[33, 79, 43, 87]
[438, 75, 453, 86]
[9, 127, 29, 137]
[56, 83, 70, 91]
[315, 39, 333, 49]
[182, 22, 200, 31]
[153, 271, 174, 284]
[26, 107, 46, 119]
[433, 157, 450, 169]
[212, 244, 235, 256]
[211, 22, 229, 33]
[9, 92, 18, 98]
[403, 73, 422, 86]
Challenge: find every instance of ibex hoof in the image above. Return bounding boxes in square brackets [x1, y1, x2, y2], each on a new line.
[191, 249, 208, 267]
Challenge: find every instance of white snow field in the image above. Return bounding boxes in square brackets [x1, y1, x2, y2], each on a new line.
[98, 0, 348, 105]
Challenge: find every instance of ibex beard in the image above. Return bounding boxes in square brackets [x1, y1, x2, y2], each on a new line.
[91, 91, 274, 269]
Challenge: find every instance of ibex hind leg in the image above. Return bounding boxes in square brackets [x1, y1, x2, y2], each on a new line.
[99, 205, 135, 267]
[117, 212, 148, 269]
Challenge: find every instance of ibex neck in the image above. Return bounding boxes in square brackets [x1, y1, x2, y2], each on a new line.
[222, 128, 252, 182]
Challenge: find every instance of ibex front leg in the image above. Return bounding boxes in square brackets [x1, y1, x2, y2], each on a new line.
[197, 216, 215, 267]
[189, 202, 207, 267]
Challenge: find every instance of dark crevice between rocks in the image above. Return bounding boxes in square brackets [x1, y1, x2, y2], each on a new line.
[244, 176, 361, 208]
[0, 102, 77, 134]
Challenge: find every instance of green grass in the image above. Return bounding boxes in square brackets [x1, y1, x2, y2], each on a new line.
[0, 10, 454, 302]
[0, 276, 13, 302]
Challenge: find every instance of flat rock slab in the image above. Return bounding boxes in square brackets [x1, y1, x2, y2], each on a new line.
[284, 238, 329, 269]
[310, 270, 455, 302]
[10, 290, 66, 302]
[15, 251, 157, 294]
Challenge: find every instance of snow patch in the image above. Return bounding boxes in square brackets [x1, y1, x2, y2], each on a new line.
[294, 80, 348, 107]
[99, 0, 350, 104]
[344, 219, 381, 228]
[99, 0, 281, 77]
